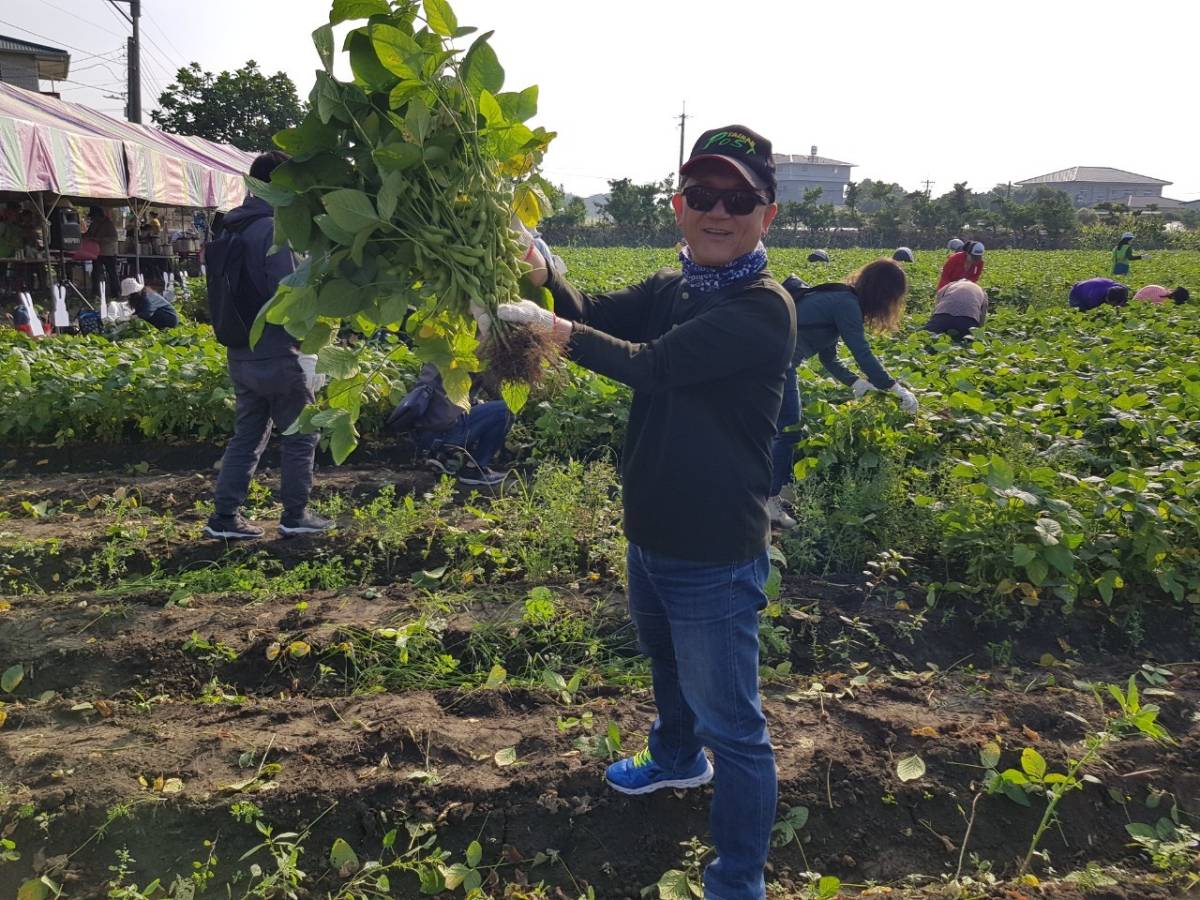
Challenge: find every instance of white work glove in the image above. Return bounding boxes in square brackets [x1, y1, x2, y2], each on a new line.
[469, 299, 492, 338]
[851, 377, 876, 398]
[496, 298, 558, 331]
[889, 382, 919, 414]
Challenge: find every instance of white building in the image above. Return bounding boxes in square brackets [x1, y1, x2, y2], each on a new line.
[1016, 166, 1175, 209]
[773, 147, 856, 207]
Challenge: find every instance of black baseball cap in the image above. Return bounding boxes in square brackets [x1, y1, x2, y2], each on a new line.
[680, 125, 776, 201]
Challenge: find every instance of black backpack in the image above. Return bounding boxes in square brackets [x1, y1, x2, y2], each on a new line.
[782, 275, 848, 305]
[205, 212, 270, 348]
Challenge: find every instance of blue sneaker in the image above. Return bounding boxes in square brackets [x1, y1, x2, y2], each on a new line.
[605, 747, 713, 796]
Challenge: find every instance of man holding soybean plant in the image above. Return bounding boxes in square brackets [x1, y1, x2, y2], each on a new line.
[477, 126, 794, 900]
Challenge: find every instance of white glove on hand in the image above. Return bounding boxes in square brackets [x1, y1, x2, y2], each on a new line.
[496, 298, 558, 332]
[851, 377, 876, 398]
[509, 214, 534, 251]
[889, 382, 919, 414]
[469, 299, 492, 335]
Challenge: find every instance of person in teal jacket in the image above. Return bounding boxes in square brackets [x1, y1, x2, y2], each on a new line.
[769, 259, 916, 528]
[1112, 232, 1145, 276]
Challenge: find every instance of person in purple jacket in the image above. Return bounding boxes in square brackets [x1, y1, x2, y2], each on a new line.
[1068, 278, 1129, 312]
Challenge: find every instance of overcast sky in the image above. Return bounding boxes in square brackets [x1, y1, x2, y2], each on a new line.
[7, 0, 1199, 200]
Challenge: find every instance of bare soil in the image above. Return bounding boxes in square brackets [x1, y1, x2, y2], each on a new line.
[1, 462, 1197, 898]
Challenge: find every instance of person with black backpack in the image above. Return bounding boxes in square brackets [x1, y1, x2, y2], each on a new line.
[770, 260, 917, 528]
[202, 151, 332, 540]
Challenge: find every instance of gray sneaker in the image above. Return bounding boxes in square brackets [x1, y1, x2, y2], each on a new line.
[457, 465, 507, 487]
[766, 496, 797, 529]
[203, 513, 264, 541]
[278, 511, 334, 537]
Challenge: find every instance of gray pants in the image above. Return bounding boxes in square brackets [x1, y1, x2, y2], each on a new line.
[214, 355, 318, 519]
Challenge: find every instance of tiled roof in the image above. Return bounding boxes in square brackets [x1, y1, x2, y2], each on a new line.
[1017, 166, 1170, 186]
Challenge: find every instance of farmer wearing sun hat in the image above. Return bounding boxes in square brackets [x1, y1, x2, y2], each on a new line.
[477, 125, 793, 900]
[1112, 232, 1145, 276]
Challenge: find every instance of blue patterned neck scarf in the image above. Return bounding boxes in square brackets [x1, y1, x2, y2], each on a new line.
[679, 242, 768, 294]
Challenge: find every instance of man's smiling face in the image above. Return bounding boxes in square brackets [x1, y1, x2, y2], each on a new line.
[672, 162, 777, 267]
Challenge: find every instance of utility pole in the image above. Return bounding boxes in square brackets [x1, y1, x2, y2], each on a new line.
[109, 0, 142, 123]
[921, 178, 935, 197]
[675, 102, 689, 189]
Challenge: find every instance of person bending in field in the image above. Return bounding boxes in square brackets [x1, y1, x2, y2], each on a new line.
[120, 276, 179, 330]
[1112, 232, 1145, 276]
[385, 362, 512, 486]
[1133, 285, 1189, 305]
[925, 279, 988, 339]
[937, 240, 985, 290]
[1068, 277, 1129, 311]
[477, 125, 794, 900]
[767, 261, 917, 529]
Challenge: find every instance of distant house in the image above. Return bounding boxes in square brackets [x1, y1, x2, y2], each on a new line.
[773, 147, 856, 207]
[0, 34, 70, 95]
[1016, 166, 1176, 209]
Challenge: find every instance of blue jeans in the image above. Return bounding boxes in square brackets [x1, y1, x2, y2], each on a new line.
[414, 400, 511, 469]
[627, 543, 776, 900]
[769, 365, 801, 496]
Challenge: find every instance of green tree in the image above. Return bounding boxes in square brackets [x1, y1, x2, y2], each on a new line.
[152, 61, 304, 152]
[1032, 187, 1078, 244]
[599, 176, 674, 229]
[541, 183, 588, 227]
[843, 181, 862, 226]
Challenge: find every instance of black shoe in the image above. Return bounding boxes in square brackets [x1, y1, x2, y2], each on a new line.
[203, 513, 264, 540]
[278, 511, 334, 537]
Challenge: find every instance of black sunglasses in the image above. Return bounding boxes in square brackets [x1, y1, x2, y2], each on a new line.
[681, 185, 768, 216]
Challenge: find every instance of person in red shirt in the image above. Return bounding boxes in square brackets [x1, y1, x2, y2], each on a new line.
[937, 240, 984, 290]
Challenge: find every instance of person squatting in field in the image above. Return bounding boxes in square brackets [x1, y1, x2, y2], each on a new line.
[1069, 277, 1129, 311]
[384, 362, 513, 486]
[936, 239, 985, 290]
[475, 125, 794, 900]
[768, 261, 917, 528]
[924, 279, 989, 339]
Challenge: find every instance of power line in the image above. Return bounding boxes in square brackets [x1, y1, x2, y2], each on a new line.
[34, 0, 125, 38]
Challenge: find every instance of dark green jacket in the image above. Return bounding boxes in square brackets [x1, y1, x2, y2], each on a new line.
[548, 266, 795, 563]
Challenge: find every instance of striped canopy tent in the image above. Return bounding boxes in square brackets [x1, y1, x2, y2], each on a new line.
[0, 81, 254, 210]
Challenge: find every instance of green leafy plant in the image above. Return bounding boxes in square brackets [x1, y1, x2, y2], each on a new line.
[254, 0, 557, 460]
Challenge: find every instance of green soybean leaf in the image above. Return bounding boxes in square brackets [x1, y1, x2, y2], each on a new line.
[461, 31, 504, 99]
[656, 870, 693, 900]
[347, 30, 399, 91]
[273, 115, 340, 157]
[300, 322, 333, 355]
[317, 344, 362, 380]
[314, 213, 356, 246]
[371, 24, 423, 79]
[322, 189, 381, 233]
[499, 380, 529, 414]
[312, 24, 335, 74]
[466, 839, 482, 867]
[1021, 747, 1047, 780]
[277, 202, 313, 253]
[330, 0, 390, 25]
[423, 0, 458, 36]
[980, 741, 1001, 769]
[245, 176, 295, 208]
[330, 414, 358, 464]
[1, 664, 23, 693]
[374, 143, 423, 172]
